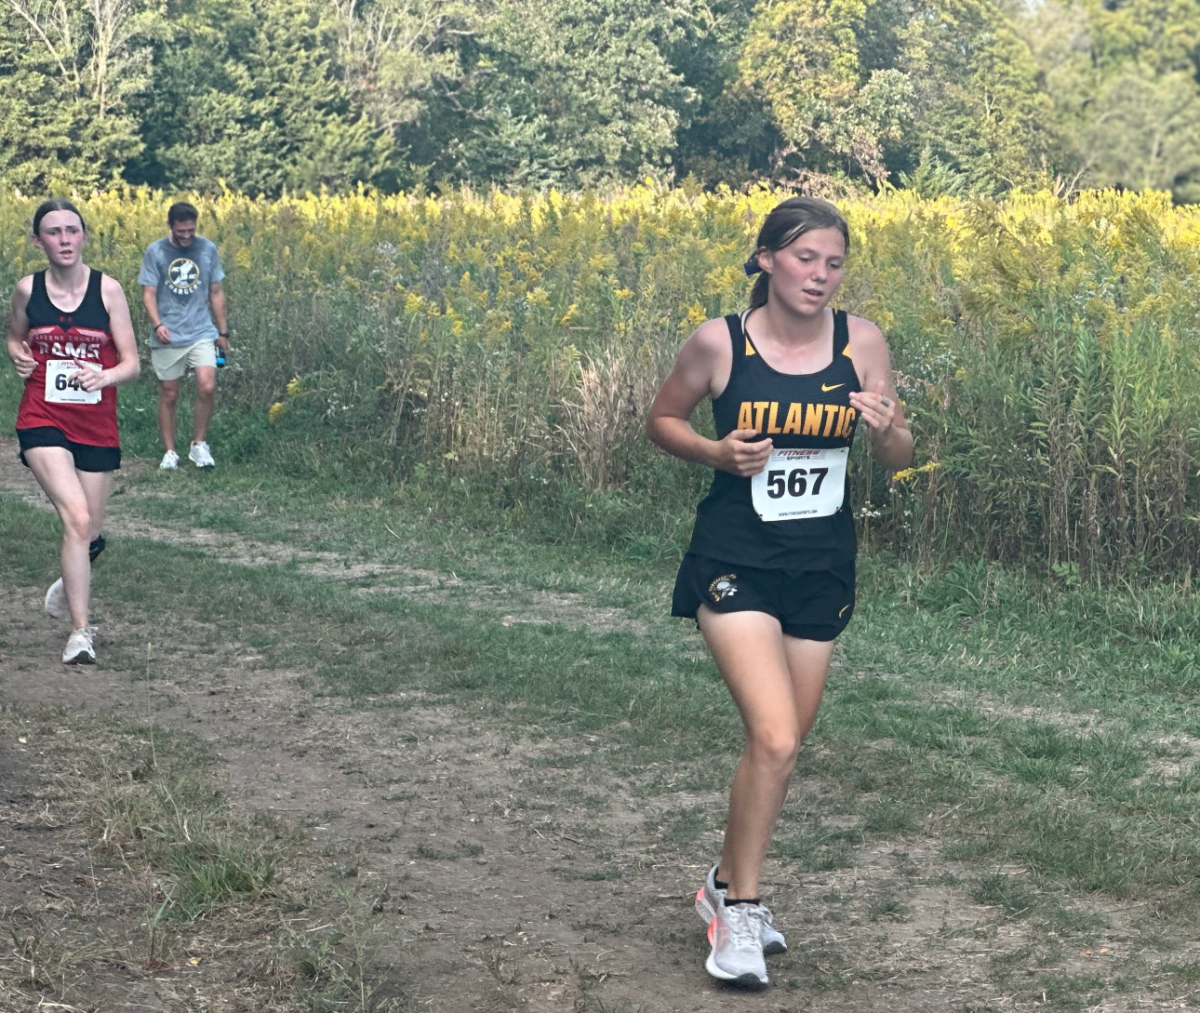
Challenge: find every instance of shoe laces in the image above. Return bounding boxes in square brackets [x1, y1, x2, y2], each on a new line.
[66, 628, 95, 655]
[723, 903, 765, 950]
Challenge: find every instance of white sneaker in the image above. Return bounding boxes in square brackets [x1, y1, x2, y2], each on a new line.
[188, 441, 215, 467]
[705, 900, 768, 987]
[160, 450, 179, 470]
[44, 578, 70, 621]
[695, 865, 787, 955]
[753, 903, 785, 956]
[63, 627, 96, 665]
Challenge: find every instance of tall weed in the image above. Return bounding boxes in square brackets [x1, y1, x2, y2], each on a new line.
[2, 185, 1198, 573]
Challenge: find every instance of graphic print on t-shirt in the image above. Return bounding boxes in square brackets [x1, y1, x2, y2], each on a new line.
[167, 258, 201, 295]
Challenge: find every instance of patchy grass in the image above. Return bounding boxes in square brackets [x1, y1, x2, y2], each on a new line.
[5, 461, 1200, 1008]
[0, 705, 409, 1012]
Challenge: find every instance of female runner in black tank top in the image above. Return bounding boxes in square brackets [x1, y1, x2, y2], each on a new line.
[647, 197, 913, 987]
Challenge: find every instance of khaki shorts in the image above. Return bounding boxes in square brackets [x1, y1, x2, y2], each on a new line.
[151, 340, 218, 381]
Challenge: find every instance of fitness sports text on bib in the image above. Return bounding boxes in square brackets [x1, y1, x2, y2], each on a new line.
[751, 446, 849, 522]
[44, 360, 101, 405]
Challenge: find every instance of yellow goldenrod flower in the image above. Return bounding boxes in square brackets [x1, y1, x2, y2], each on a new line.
[891, 461, 941, 484]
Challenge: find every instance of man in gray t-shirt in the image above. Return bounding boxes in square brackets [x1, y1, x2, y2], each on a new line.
[139, 202, 230, 470]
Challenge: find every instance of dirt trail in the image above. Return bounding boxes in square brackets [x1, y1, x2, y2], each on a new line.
[0, 442, 1165, 1012]
[0, 438, 643, 635]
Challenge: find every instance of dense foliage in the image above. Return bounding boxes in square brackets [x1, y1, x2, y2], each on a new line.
[3, 185, 1198, 577]
[2, 0, 1200, 199]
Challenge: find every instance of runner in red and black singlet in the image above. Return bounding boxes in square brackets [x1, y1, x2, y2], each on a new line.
[6, 198, 140, 666]
[18, 267, 121, 451]
[646, 197, 914, 989]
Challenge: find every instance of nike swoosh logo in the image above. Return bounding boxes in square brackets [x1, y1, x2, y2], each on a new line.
[838, 605, 850, 618]
[821, 383, 844, 392]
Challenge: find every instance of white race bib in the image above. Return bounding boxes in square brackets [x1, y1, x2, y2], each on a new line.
[751, 446, 849, 522]
[44, 360, 101, 405]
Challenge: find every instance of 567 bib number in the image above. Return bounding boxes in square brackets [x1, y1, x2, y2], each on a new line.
[751, 446, 848, 522]
[44, 360, 101, 405]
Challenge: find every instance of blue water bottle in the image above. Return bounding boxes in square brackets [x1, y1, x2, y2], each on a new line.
[215, 337, 226, 368]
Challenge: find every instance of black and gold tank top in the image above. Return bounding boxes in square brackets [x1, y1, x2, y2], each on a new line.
[687, 309, 862, 570]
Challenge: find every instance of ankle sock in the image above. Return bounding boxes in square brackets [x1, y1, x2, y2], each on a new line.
[723, 897, 760, 907]
[714, 875, 729, 891]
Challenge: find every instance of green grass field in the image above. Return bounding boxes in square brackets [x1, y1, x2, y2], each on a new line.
[3, 453, 1200, 1010]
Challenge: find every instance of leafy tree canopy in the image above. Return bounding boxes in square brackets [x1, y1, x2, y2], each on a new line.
[0, 0, 1196, 200]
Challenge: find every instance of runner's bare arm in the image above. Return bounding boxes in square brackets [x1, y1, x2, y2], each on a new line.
[6, 276, 35, 378]
[646, 318, 773, 478]
[143, 285, 170, 344]
[846, 317, 913, 471]
[76, 276, 140, 392]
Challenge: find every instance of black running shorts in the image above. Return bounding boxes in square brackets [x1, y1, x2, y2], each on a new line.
[17, 427, 121, 472]
[671, 552, 855, 642]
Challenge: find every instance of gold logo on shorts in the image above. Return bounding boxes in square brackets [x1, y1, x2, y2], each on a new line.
[709, 574, 739, 602]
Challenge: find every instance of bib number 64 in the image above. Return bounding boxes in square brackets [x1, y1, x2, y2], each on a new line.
[44, 359, 102, 405]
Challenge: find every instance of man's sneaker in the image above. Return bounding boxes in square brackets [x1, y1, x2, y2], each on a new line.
[160, 450, 179, 470]
[189, 441, 215, 467]
[44, 578, 70, 621]
[63, 627, 96, 665]
[704, 901, 768, 987]
[695, 865, 788, 955]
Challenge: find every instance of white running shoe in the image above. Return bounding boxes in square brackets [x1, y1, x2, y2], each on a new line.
[705, 900, 768, 987]
[189, 441, 215, 467]
[695, 865, 787, 955]
[63, 627, 96, 665]
[44, 578, 70, 621]
[160, 450, 179, 470]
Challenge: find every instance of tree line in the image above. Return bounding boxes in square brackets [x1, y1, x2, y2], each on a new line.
[2, 0, 1198, 200]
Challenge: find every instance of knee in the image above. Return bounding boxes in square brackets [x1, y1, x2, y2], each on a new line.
[61, 502, 92, 543]
[747, 725, 802, 771]
[196, 376, 215, 398]
[160, 384, 180, 406]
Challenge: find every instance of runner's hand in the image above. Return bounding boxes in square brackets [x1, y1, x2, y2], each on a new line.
[72, 361, 106, 392]
[713, 428, 773, 477]
[849, 380, 896, 433]
[153, 323, 171, 345]
[216, 335, 230, 354]
[10, 341, 35, 379]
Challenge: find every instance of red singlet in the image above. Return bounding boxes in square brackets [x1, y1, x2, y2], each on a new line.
[15, 269, 120, 448]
